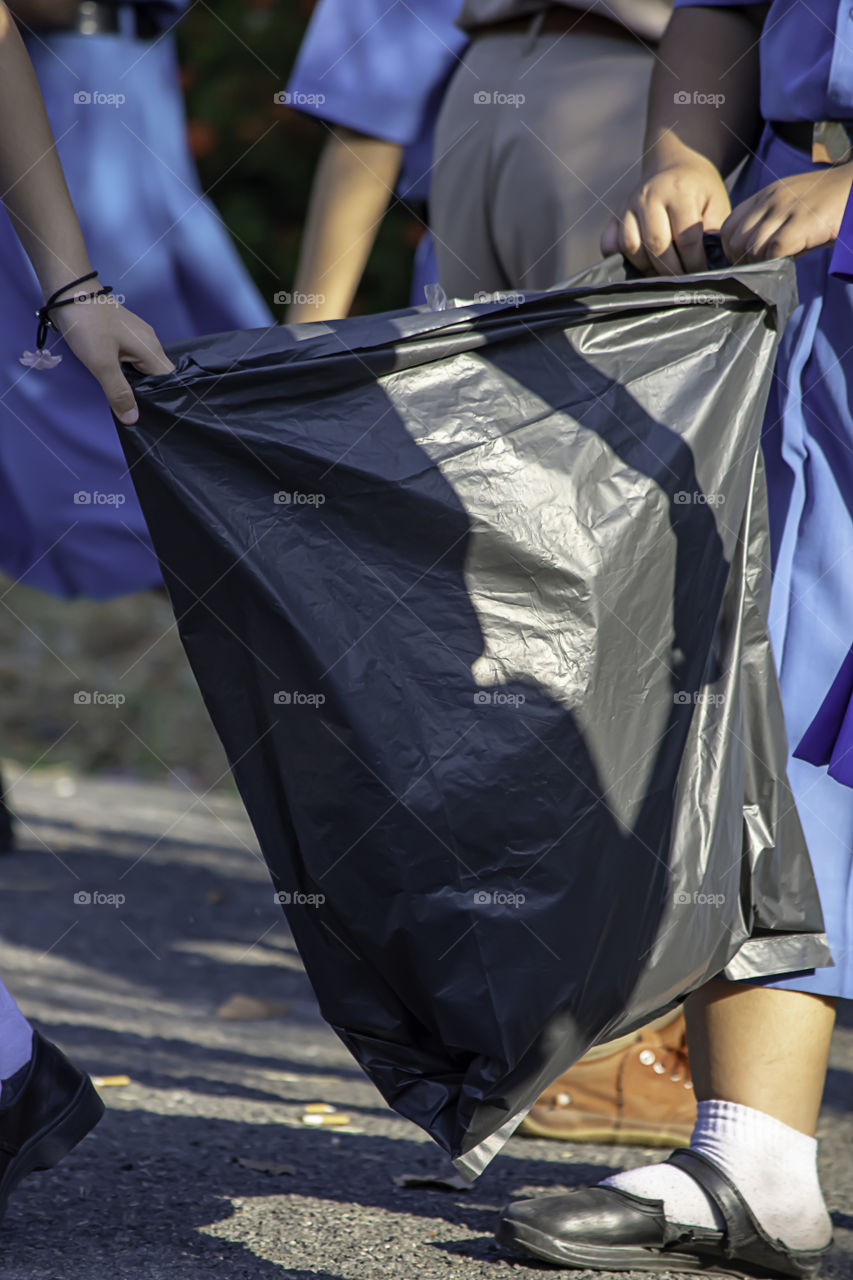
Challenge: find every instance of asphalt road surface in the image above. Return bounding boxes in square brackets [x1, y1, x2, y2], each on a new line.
[1, 769, 851, 1280]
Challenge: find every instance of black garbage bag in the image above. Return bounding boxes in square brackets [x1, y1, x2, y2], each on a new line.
[119, 254, 830, 1176]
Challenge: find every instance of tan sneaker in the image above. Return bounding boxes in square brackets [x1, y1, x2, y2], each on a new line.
[519, 1010, 695, 1147]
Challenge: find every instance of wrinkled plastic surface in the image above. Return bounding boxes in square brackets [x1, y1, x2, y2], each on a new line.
[120, 254, 830, 1176]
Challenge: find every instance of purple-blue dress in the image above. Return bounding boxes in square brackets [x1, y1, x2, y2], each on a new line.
[675, 0, 853, 997]
[796, 649, 853, 786]
[0, 4, 272, 599]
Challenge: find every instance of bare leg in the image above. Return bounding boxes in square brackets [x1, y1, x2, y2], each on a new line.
[501, 979, 838, 1265]
[603, 978, 836, 1250]
[685, 979, 836, 1135]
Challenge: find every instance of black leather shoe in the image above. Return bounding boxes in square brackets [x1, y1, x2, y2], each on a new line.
[497, 1148, 832, 1277]
[0, 1032, 104, 1225]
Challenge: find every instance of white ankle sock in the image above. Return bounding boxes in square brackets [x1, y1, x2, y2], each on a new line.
[0, 979, 33, 1100]
[602, 1099, 832, 1252]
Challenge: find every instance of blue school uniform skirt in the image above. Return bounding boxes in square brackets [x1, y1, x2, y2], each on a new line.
[0, 30, 271, 599]
[735, 126, 853, 998]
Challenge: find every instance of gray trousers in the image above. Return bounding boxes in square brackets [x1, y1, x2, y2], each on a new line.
[430, 24, 655, 296]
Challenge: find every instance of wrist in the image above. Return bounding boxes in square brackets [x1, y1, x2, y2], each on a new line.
[7, 0, 79, 28]
[829, 159, 853, 196]
[827, 161, 853, 239]
[38, 265, 98, 305]
[643, 127, 725, 182]
[643, 131, 723, 183]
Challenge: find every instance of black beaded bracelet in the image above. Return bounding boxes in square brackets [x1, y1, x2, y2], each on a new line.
[34, 271, 114, 351]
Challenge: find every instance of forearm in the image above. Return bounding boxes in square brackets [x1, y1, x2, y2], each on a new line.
[4, 0, 77, 27]
[0, 4, 92, 296]
[289, 125, 403, 322]
[643, 7, 766, 179]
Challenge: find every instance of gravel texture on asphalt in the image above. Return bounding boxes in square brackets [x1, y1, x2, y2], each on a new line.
[1, 770, 851, 1280]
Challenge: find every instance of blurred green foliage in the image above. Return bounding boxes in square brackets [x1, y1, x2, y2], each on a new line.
[176, 0, 420, 319]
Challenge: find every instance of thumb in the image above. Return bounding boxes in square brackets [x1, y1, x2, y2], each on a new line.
[600, 215, 621, 257]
